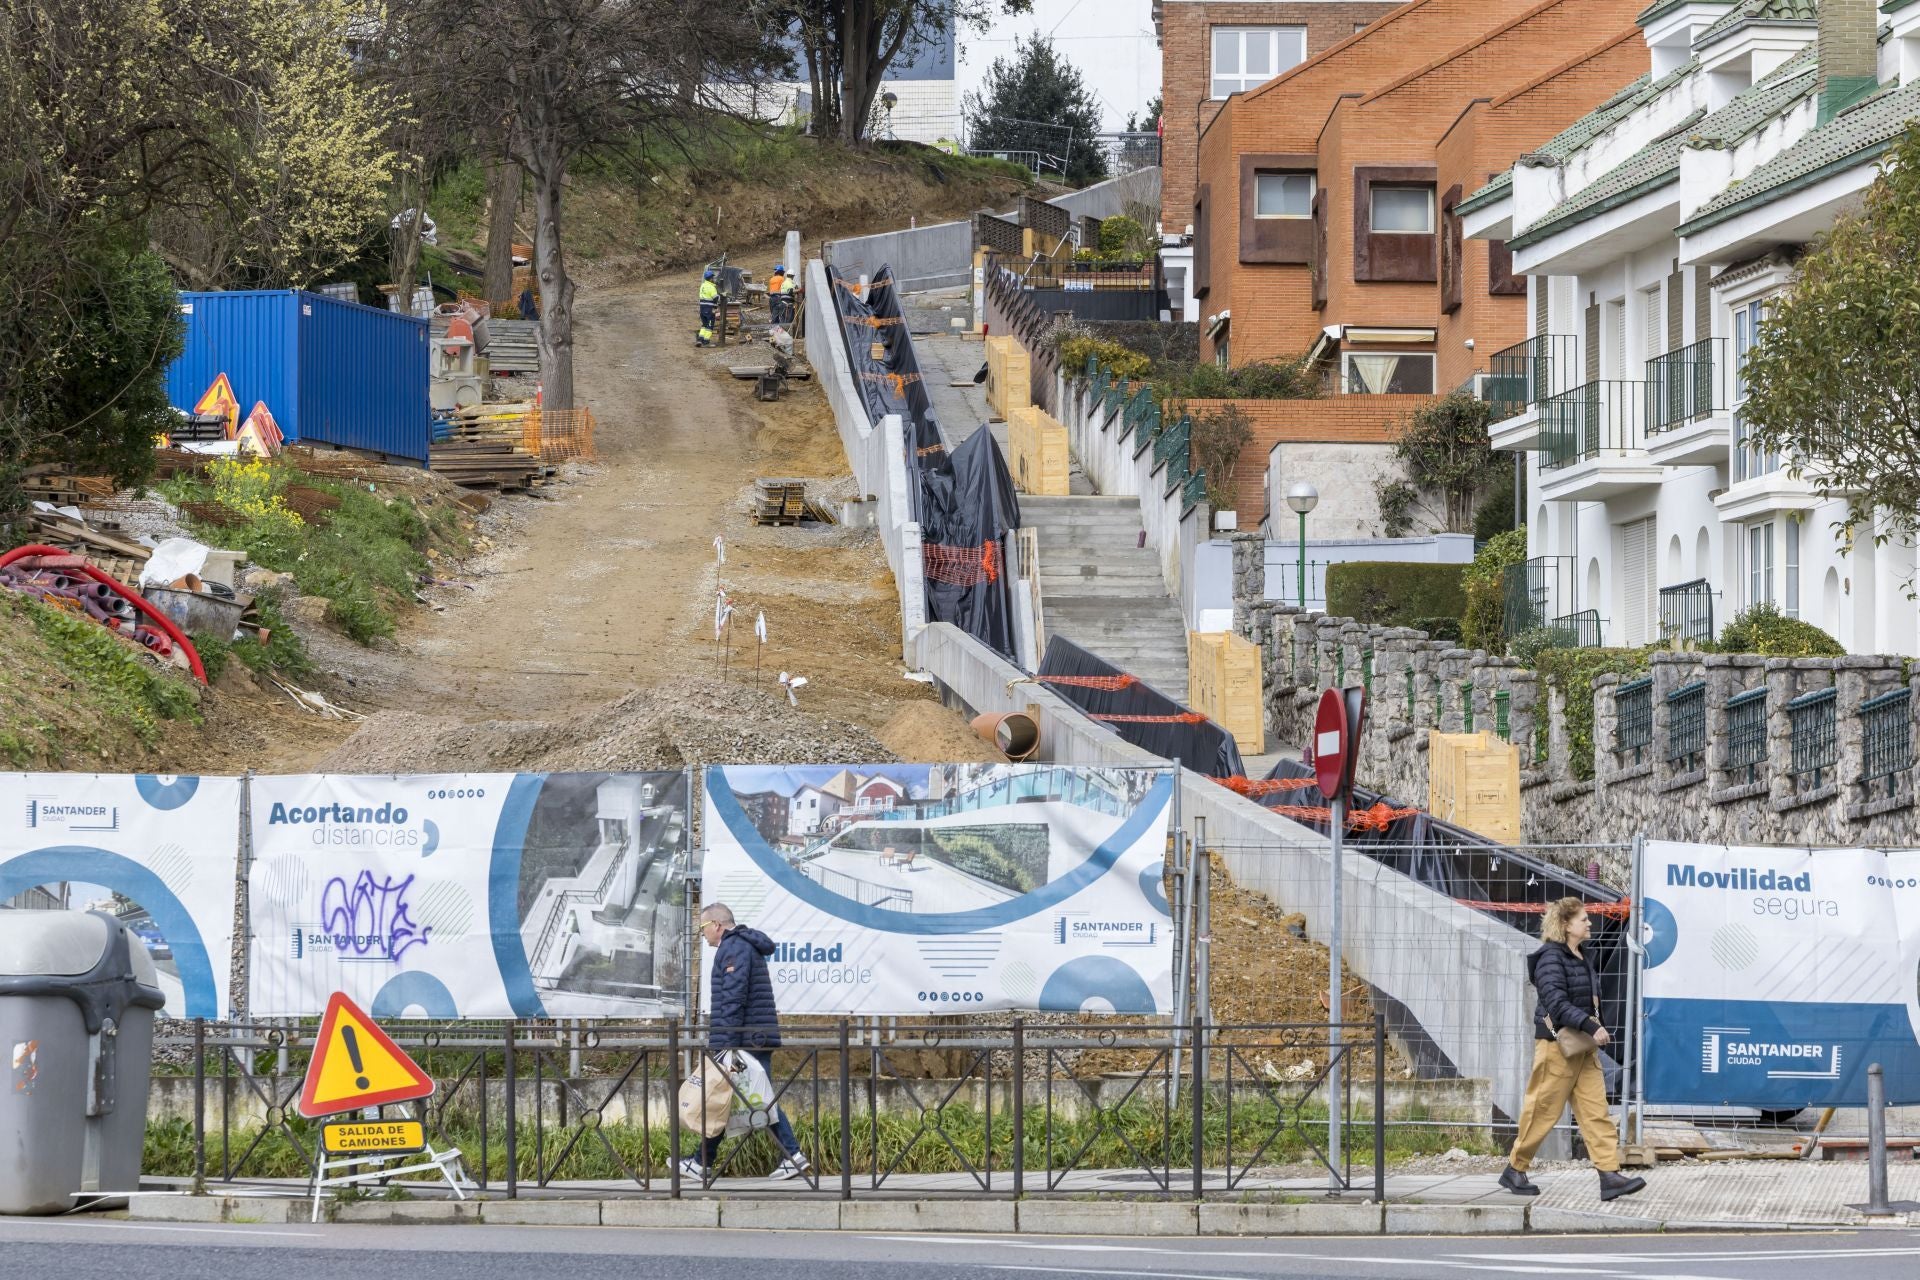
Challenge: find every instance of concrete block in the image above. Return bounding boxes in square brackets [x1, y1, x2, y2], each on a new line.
[222, 1195, 299, 1224]
[1017, 1199, 1198, 1236]
[132, 1194, 225, 1222]
[1199, 1201, 1383, 1235]
[335, 1199, 477, 1224]
[601, 1198, 723, 1229]
[1384, 1203, 1527, 1235]
[480, 1198, 602, 1225]
[840, 1199, 1018, 1234]
[1528, 1205, 1662, 1233]
[718, 1198, 842, 1230]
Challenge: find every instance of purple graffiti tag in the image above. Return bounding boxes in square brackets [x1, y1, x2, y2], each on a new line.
[320, 870, 432, 962]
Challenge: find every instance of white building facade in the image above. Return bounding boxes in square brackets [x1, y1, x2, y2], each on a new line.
[1460, 0, 1920, 655]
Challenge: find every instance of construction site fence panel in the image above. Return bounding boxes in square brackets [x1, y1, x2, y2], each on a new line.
[160, 1016, 1393, 1201]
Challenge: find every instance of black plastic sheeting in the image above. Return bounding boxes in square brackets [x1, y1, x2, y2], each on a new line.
[827, 264, 1020, 657]
[1257, 755, 1629, 1106]
[1038, 635, 1246, 779]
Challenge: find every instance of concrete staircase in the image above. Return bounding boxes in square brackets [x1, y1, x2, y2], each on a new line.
[1020, 494, 1189, 700]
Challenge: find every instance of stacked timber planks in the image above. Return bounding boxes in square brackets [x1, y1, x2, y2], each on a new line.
[749, 478, 834, 526]
[430, 405, 542, 489]
[483, 320, 542, 374]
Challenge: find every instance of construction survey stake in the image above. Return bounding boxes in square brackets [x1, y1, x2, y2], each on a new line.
[699, 763, 1175, 1016]
[0, 773, 242, 1018]
[299, 991, 434, 1117]
[248, 771, 691, 1019]
[322, 1119, 426, 1156]
[1641, 840, 1920, 1108]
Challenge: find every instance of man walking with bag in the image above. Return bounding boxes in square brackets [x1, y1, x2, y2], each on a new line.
[682, 902, 810, 1182]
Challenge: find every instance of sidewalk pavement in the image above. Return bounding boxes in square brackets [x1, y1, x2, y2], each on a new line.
[120, 1160, 1920, 1234]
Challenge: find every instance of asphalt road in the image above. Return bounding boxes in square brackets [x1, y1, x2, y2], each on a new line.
[5, 1219, 1920, 1280]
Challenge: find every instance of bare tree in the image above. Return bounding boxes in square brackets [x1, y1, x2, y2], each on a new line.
[484, 159, 522, 304]
[392, 0, 784, 409]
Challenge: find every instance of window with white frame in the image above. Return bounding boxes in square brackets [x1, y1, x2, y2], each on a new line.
[1211, 26, 1307, 98]
[1370, 185, 1434, 234]
[1732, 298, 1780, 481]
[1344, 351, 1435, 395]
[1785, 518, 1800, 619]
[1254, 172, 1313, 218]
[1747, 521, 1775, 608]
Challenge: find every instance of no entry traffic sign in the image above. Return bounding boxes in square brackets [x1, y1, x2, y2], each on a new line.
[1313, 688, 1349, 800]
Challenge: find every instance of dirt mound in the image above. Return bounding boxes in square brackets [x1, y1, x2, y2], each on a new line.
[316, 675, 892, 774]
[876, 700, 1006, 764]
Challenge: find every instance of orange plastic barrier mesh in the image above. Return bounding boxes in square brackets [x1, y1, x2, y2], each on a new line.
[1259, 801, 1423, 830]
[923, 542, 1002, 587]
[524, 407, 596, 463]
[1215, 775, 1319, 797]
[1037, 673, 1141, 692]
[1091, 712, 1210, 725]
[1452, 899, 1633, 919]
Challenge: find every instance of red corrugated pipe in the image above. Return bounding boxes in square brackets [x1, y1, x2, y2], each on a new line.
[0, 544, 207, 682]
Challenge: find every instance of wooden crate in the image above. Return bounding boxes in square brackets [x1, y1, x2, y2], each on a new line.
[1187, 631, 1264, 754]
[1008, 406, 1070, 496]
[985, 336, 1031, 420]
[1427, 730, 1522, 842]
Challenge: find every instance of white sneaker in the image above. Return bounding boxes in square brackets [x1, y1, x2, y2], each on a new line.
[768, 1153, 810, 1182]
[677, 1157, 706, 1181]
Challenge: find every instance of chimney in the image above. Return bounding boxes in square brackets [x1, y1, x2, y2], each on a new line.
[1817, 0, 1878, 123]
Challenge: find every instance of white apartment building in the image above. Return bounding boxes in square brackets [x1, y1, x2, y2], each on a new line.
[1460, 0, 1920, 655]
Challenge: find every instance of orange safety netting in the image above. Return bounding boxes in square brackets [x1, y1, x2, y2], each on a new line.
[1091, 712, 1210, 725]
[1037, 673, 1141, 691]
[1260, 801, 1423, 830]
[923, 541, 1002, 587]
[916, 442, 949, 457]
[523, 407, 596, 463]
[1215, 775, 1319, 797]
[1453, 899, 1634, 919]
[860, 370, 923, 398]
[848, 315, 904, 328]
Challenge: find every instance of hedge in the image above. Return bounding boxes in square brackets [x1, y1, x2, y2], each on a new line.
[1325, 562, 1467, 630]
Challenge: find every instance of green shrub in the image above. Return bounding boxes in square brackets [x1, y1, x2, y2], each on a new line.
[23, 597, 199, 742]
[1473, 463, 1521, 543]
[1534, 646, 1651, 782]
[1460, 528, 1529, 654]
[1054, 330, 1151, 380]
[1714, 601, 1845, 657]
[1326, 562, 1467, 629]
[1413, 616, 1464, 642]
[1160, 356, 1320, 402]
[1509, 622, 1580, 668]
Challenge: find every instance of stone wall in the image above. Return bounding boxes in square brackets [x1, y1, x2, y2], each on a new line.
[1230, 534, 1920, 883]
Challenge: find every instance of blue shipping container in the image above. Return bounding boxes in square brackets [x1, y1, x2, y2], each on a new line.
[165, 290, 431, 462]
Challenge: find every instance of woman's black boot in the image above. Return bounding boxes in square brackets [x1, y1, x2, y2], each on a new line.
[1498, 1165, 1540, 1196]
[1599, 1170, 1647, 1201]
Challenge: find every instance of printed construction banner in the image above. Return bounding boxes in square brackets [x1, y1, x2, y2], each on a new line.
[699, 763, 1175, 1016]
[1642, 840, 1920, 1107]
[0, 773, 241, 1019]
[248, 772, 690, 1019]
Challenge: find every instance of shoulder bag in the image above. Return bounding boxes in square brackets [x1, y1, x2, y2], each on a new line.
[1547, 962, 1602, 1058]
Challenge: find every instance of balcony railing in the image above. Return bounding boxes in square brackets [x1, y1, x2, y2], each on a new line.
[1645, 337, 1724, 434]
[1540, 379, 1646, 470]
[1551, 609, 1605, 649]
[1483, 334, 1576, 420]
[1500, 554, 1575, 638]
[1658, 579, 1715, 646]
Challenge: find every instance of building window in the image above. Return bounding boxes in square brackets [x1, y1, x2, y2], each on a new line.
[1215, 335, 1230, 368]
[1254, 172, 1313, 218]
[1747, 521, 1775, 608]
[1731, 297, 1780, 481]
[1344, 352, 1435, 395]
[1370, 185, 1434, 234]
[1211, 26, 1307, 98]
[1786, 519, 1800, 619]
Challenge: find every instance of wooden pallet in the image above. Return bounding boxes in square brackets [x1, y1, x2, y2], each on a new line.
[750, 478, 812, 525]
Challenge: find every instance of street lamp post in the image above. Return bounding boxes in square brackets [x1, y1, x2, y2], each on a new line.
[1285, 481, 1319, 607]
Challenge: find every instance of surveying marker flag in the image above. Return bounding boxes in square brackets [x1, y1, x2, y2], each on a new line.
[298, 991, 435, 1117]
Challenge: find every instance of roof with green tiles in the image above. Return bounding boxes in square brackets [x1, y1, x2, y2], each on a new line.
[1507, 48, 1819, 246]
[1883, 0, 1920, 14]
[1458, 68, 1680, 212]
[1678, 78, 1920, 232]
[1636, 0, 1734, 24]
[1694, 0, 1817, 50]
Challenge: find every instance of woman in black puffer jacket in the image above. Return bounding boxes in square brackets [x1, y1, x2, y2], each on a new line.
[1499, 897, 1647, 1202]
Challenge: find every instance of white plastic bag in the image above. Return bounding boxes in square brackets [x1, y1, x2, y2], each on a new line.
[718, 1049, 777, 1137]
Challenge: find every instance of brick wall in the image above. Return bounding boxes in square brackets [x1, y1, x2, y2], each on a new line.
[1178, 392, 1429, 516]
[1160, 1, 1401, 234]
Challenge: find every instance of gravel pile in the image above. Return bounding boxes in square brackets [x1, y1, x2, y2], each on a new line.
[317, 675, 894, 774]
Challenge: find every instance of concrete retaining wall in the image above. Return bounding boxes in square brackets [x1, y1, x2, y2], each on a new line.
[805, 259, 926, 654]
[1048, 168, 1162, 224]
[824, 220, 973, 292]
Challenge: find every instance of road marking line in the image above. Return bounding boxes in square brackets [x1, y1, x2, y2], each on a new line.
[1, 1220, 326, 1239]
[989, 1266, 1288, 1280]
[1454, 1247, 1920, 1263]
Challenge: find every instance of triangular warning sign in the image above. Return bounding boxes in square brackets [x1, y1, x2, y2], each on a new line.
[193, 373, 242, 439]
[298, 992, 435, 1117]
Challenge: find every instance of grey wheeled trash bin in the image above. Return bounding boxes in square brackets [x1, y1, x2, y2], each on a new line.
[0, 911, 166, 1214]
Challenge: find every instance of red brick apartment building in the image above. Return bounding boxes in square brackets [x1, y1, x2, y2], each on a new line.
[1187, 0, 1649, 396]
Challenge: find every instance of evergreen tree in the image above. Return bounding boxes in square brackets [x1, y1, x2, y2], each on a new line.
[962, 36, 1108, 186]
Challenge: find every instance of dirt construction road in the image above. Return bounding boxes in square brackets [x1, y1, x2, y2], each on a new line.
[360, 268, 970, 751]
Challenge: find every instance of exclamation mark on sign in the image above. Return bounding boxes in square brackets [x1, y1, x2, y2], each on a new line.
[342, 1025, 369, 1090]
